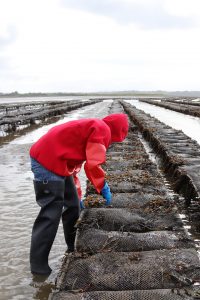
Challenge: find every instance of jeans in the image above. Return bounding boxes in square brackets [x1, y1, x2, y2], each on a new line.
[31, 158, 65, 181]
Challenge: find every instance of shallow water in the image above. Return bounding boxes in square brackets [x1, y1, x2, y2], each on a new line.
[0, 101, 112, 300]
[0, 95, 94, 104]
[126, 100, 200, 145]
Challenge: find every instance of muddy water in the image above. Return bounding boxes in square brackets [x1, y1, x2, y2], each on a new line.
[0, 101, 112, 300]
[126, 100, 200, 145]
[0, 95, 93, 104]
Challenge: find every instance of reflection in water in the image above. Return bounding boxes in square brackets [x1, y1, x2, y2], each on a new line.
[30, 275, 56, 300]
[0, 101, 111, 300]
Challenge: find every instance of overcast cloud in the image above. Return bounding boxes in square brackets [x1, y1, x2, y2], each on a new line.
[0, 26, 16, 47]
[62, 0, 195, 29]
[0, 0, 200, 93]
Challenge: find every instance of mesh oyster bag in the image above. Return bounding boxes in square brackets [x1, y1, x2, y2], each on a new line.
[104, 159, 154, 171]
[109, 192, 173, 209]
[52, 289, 196, 300]
[76, 228, 193, 253]
[78, 208, 184, 232]
[85, 192, 174, 210]
[58, 249, 199, 291]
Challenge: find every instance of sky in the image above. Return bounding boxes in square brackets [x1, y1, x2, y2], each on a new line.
[0, 0, 200, 93]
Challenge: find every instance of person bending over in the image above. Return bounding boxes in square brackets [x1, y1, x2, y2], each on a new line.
[29, 113, 129, 275]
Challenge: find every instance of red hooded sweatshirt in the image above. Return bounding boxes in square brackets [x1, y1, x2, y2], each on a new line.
[30, 113, 129, 197]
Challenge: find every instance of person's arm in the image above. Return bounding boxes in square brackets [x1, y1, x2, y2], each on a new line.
[73, 173, 82, 200]
[84, 142, 106, 193]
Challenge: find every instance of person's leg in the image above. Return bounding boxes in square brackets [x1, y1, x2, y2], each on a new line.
[30, 158, 65, 275]
[62, 176, 80, 252]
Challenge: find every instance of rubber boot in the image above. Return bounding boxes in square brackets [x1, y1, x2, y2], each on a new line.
[62, 176, 80, 252]
[30, 180, 65, 275]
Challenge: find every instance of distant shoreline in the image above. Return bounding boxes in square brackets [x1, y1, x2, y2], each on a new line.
[0, 92, 164, 98]
[0, 91, 200, 98]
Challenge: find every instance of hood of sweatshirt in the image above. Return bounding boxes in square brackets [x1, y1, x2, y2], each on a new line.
[102, 113, 129, 143]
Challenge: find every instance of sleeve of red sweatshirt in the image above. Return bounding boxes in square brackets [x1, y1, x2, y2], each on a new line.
[72, 163, 83, 200]
[84, 142, 107, 193]
[73, 173, 82, 200]
[84, 121, 111, 193]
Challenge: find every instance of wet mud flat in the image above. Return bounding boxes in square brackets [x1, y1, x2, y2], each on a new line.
[0, 99, 100, 138]
[139, 98, 200, 118]
[52, 101, 200, 299]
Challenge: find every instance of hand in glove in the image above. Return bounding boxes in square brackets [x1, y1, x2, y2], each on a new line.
[101, 182, 112, 205]
[80, 200, 85, 210]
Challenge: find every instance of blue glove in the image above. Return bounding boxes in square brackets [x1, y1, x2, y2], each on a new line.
[101, 182, 112, 205]
[80, 200, 85, 210]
